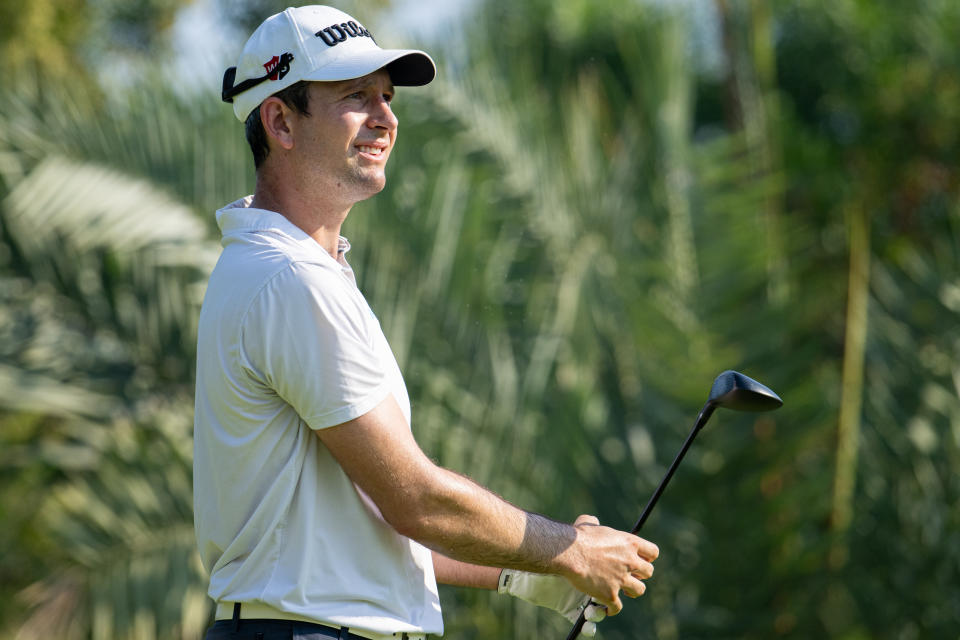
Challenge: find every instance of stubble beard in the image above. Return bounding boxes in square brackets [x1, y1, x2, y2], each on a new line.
[341, 161, 387, 202]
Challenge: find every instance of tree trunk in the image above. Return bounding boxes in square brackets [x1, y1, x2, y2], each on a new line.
[830, 203, 871, 568]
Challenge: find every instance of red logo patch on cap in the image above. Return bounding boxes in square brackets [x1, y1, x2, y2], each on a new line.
[263, 53, 293, 81]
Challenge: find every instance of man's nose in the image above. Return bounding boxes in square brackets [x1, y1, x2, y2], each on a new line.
[368, 96, 398, 131]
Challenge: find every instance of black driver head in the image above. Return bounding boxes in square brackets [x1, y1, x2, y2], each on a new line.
[708, 370, 783, 412]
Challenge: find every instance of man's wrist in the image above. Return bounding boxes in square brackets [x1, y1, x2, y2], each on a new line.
[515, 512, 583, 578]
[551, 523, 589, 583]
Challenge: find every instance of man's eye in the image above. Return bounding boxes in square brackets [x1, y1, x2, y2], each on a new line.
[383, 93, 394, 103]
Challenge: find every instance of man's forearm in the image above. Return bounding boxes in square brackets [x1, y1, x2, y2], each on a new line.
[432, 551, 501, 589]
[395, 466, 582, 579]
[316, 396, 656, 611]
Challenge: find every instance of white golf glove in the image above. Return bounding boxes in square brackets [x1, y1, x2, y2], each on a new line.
[498, 569, 607, 636]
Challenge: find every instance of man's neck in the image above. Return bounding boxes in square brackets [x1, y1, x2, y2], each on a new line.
[252, 175, 351, 259]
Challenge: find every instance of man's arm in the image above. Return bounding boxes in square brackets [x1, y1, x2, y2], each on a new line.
[314, 394, 657, 614]
[432, 551, 501, 590]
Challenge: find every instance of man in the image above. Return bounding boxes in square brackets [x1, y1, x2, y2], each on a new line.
[194, 6, 659, 639]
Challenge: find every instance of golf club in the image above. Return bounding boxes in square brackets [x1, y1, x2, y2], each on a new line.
[565, 370, 783, 639]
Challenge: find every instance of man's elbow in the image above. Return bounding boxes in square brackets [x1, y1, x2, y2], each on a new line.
[386, 509, 432, 541]
[380, 482, 457, 544]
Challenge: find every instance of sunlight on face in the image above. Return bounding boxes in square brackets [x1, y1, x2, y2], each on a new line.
[291, 70, 398, 204]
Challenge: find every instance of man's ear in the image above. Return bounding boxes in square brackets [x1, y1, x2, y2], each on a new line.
[260, 97, 296, 151]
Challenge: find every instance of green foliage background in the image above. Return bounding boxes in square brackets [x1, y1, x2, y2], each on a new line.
[0, 0, 957, 638]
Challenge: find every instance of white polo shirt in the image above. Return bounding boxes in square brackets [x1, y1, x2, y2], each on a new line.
[193, 196, 442, 635]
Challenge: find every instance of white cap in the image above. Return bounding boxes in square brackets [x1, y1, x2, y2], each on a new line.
[222, 5, 436, 121]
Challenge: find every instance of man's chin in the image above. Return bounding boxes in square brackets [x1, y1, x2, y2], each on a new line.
[357, 170, 387, 193]
[345, 176, 387, 203]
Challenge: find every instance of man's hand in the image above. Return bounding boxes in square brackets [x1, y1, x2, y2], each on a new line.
[557, 515, 659, 616]
[498, 569, 608, 636]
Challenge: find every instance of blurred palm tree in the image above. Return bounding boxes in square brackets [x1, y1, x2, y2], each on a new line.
[0, 75, 232, 639]
[348, 2, 810, 637]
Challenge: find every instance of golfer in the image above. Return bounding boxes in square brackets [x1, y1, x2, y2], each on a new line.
[193, 6, 658, 639]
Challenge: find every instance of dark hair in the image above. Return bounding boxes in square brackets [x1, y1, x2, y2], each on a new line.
[244, 80, 312, 168]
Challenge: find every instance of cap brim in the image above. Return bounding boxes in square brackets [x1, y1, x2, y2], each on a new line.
[303, 49, 436, 86]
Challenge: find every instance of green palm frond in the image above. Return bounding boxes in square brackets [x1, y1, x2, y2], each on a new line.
[0, 74, 221, 640]
[0, 146, 219, 384]
[15, 403, 207, 640]
[0, 364, 120, 421]
[4, 155, 207, 253]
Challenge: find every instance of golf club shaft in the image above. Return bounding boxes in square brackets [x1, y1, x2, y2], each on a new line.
[565, 402, 716, 640]
[631, 403, 714, 533]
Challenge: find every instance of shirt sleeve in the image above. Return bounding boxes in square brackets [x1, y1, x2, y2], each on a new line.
[241, 260, 391, 430]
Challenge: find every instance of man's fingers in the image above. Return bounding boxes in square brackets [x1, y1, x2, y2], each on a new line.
[599, 594, 623, 616]
[575, 514, 600, 527]
[569, 519, 659, 616]
[584, 603, 607, 623]
[636, 537, 660, 561]
[631, 559, 655, 580]
[623, 578, 647, 599]
[581, 621, 597, 637]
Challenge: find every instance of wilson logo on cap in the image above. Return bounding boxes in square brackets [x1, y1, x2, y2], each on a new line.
[315, 21, 376, 47]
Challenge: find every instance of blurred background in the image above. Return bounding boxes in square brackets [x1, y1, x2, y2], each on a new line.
[1, 0, 958, 638]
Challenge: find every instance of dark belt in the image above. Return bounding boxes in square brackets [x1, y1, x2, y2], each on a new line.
[205, 603, 417, 640]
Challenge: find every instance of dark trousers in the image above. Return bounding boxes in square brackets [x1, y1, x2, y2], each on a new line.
[205, 618, 336, 639]
[204, 618, 416, 640]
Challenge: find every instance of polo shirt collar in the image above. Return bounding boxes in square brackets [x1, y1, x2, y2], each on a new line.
[216, 196, 351, 261]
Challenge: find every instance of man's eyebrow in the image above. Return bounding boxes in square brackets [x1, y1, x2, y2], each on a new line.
[339, 75, 395, 93]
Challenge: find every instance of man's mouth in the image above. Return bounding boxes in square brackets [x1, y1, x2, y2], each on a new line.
[356, 144, 385, 157]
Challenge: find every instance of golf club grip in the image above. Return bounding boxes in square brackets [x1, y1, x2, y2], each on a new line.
[565, 609, 589, 640]
[565, 502, 650, 639]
